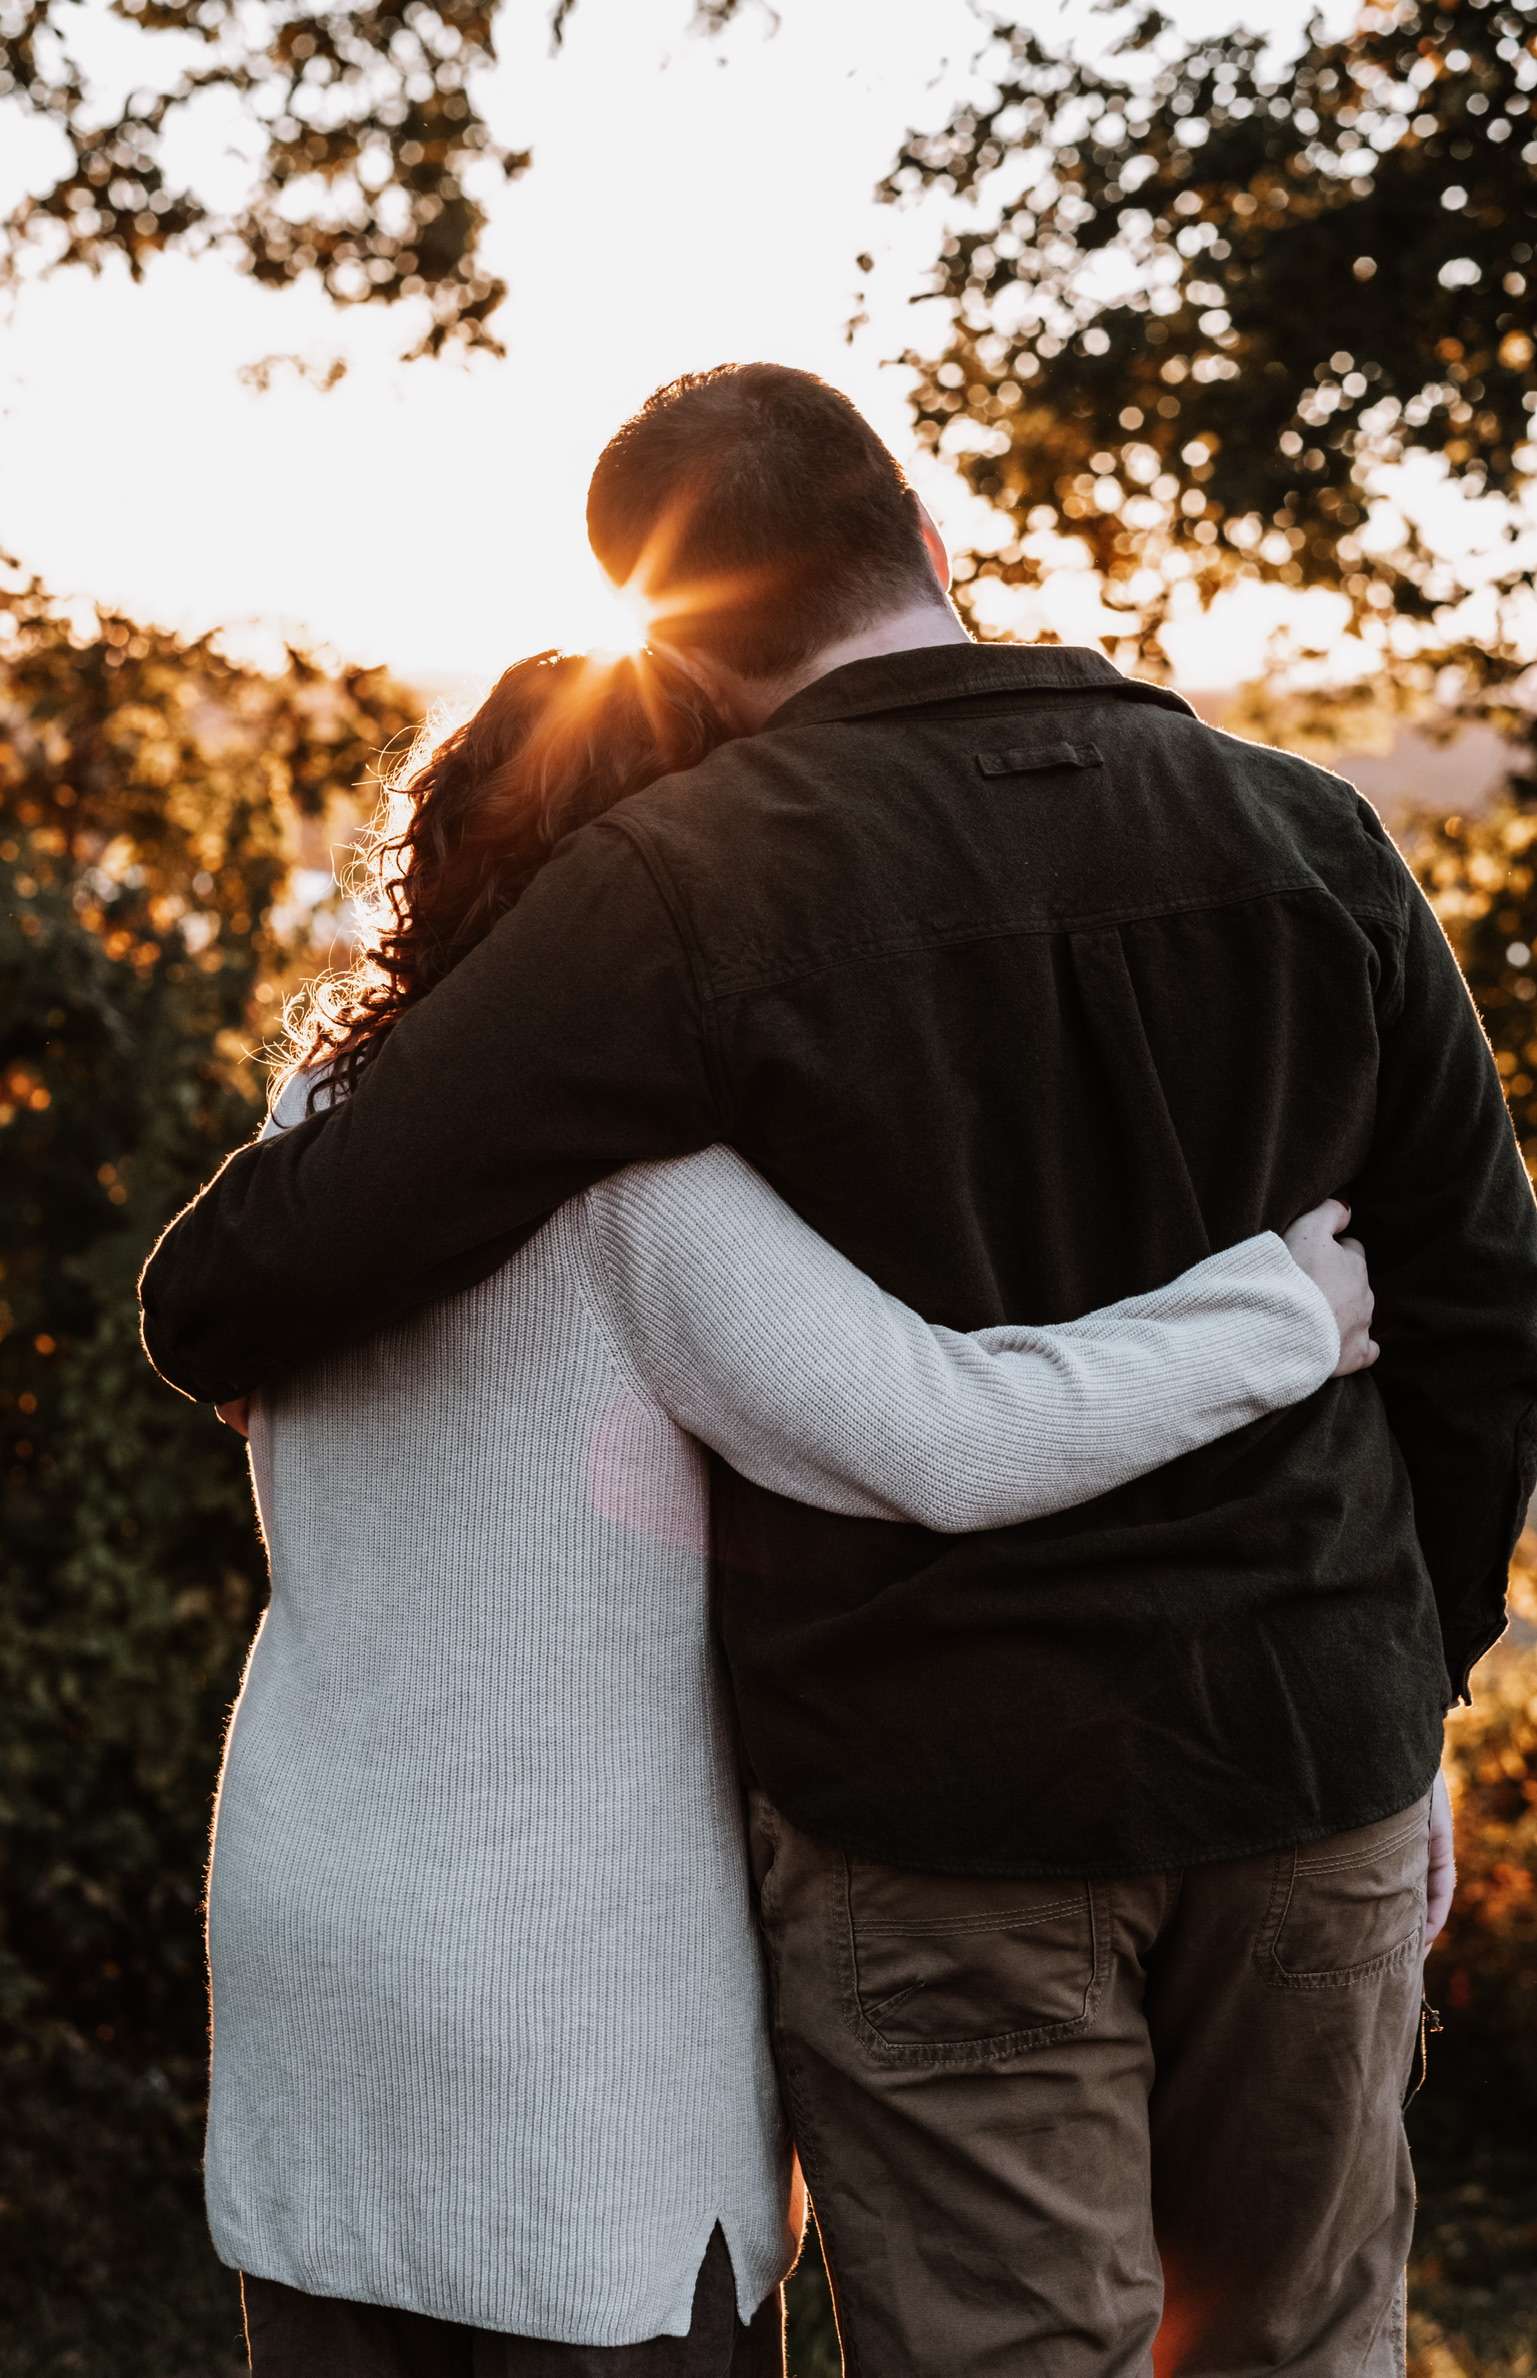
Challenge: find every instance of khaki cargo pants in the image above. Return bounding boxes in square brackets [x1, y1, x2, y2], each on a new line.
[750, 1790, 1431, 2376]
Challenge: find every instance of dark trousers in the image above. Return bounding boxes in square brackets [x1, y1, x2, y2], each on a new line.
[751, 1791, 1431, 2377]
[241, 2228, 784, 2378]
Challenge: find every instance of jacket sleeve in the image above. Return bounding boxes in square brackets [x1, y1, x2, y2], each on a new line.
[1352, 811, 1537, 1699]
[138, 822, 720, 1404]
[583, 1147, 1341, 1532]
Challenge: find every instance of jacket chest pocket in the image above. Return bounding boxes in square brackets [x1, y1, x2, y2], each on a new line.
[841, 1855, 1105, 2062]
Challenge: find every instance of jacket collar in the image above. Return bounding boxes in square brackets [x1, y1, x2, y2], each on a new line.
[761, 641, 1195, 735]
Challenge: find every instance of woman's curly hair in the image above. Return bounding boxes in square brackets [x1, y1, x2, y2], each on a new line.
[280, 645, 731, 1108]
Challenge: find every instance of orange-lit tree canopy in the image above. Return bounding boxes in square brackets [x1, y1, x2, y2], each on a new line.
[0, 0, 757, 356]
[883, 0, 1537, 674]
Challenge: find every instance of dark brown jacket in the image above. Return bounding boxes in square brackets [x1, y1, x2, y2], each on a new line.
[141, 643, 1537, 1875]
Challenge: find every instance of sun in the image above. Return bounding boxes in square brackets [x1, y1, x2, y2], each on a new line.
[576, 572, 654, 660]
[555, 503, 774, 663]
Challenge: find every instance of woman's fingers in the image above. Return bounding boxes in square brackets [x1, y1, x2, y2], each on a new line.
[1283, 1203, 1377, 1375]
[1334, 1238, 1375, 1370]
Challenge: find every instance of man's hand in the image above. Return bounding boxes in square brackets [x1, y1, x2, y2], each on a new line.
[1282, 1199, 1379, 1377]
[216, 1398, 251, 1438]
[1426, 1769, 1455, 1951]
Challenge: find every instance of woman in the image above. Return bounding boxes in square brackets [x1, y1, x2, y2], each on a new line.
[207, 648, 1373, 2378]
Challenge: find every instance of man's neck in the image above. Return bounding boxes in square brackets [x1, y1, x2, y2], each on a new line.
[725, 601, 972, 731]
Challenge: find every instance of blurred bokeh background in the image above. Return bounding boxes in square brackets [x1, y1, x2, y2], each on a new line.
[3, 2, 1535, 2370]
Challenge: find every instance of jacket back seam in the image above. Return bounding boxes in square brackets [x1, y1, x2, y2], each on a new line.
[685, 881, 1408, 1012]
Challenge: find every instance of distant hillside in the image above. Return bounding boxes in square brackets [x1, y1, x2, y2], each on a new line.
[1184, 691, 1516, 827]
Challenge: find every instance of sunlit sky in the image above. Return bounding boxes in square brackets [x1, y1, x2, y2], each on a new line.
[0, 0, 1409, 695]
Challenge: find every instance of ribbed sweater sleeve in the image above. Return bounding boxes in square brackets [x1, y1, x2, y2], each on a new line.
[585, 1148, 1341, 1533]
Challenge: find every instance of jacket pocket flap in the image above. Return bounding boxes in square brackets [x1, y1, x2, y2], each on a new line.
[975, 741, 1103, 777]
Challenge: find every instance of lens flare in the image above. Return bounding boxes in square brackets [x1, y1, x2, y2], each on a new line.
[589, 494, 785, 662]
[581, 575, 654, 660]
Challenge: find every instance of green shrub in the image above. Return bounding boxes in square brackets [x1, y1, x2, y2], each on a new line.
[0, 576, 412, 2360]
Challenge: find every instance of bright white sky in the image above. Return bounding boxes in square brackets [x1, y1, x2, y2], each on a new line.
[0, 0, 1397, 692]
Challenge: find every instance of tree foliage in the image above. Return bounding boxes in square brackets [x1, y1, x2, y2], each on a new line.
[885, 0, 1537, 674]
[0, 0, 529, 356]
[0, 0, 758, 356]
[0, 571, 415, 2355]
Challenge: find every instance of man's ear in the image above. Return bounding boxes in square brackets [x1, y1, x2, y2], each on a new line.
[917, 499, 952, 596]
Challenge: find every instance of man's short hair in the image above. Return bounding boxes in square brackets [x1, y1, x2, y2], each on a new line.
[586, 363, 942, 678]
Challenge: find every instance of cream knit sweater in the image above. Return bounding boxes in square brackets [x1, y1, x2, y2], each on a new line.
[203, 1092, 1339, 2344]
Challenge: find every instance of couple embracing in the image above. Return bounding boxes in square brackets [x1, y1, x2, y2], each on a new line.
[141, 364, 1537, 2378]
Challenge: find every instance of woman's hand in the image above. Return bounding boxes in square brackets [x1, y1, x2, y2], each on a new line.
[1282, 1199, 1379, 1377]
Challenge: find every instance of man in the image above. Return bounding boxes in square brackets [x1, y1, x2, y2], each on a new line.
[141, 364, 1537, 2373]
